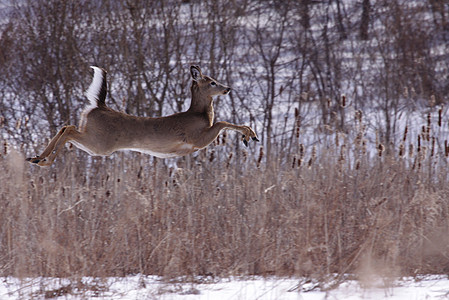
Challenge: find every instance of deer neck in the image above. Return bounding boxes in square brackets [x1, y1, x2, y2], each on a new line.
[188, 86, 214, 126]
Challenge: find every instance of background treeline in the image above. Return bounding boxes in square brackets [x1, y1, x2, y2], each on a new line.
[1, 0, 448, 159]
[1, 0, 449, 284]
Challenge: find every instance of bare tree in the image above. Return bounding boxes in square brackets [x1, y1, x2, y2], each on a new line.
[360, 0, 370, 40]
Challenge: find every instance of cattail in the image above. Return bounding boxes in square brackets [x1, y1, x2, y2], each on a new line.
[295, 117, 301, 139]
[417, 135, 421, 153]
[3, 141, 7, 155]
[355, 132, 363, 147]
[308, 146, 316, 168]
[209, 149, 215, 162]
[307, 158, 313, 168]
[445, 140, 449, 157]
[438, 106, 443, 127]
[421, 126, 426, 142]
[296, 120, 301, 138]
[355, 110, 363, 123]
[226, 152, 233, 169]
[242, 149, 248, 162]
[335, 132, 339, 147]
[409, 143, 414, 158]
[222, 130, 227, 145]
[299, 143, 305, 159]
[378, 143, 385, 157]
[427, 112, 431, 141]
[339, 144, 346, 162]
[399, 143, 405, 157]
[420, 146, 427, 161]
[412, 157, 417, 170]
[257, 146, 264, 168]
[403, 126, 408, 142]
[354, 132, 361, 147]
[355, 159, 361, 170]
[292, 156, 296, 168]
[341, 94, 347, 108]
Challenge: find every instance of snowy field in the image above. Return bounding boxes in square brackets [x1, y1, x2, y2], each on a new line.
[1, 275, 448, 299]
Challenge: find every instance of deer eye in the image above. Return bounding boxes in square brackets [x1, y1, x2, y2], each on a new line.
[210, 81, 216, 86]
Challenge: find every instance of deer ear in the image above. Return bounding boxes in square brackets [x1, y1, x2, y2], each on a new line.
[190, 65, 203, 81]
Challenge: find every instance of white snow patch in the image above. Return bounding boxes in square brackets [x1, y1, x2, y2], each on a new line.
[1, 275, 448, 300]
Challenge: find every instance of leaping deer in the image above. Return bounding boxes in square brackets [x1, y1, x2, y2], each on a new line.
[27, 65, 259, 166]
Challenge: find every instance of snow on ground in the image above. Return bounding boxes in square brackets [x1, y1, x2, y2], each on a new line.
[1, 275, 448, 300]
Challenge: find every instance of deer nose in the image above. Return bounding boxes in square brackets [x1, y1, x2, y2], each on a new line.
[225, 87, 231, 95]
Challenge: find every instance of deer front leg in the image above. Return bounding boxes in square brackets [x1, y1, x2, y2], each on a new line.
[26, 125, 80, 166]
[198, 121, 259, 148]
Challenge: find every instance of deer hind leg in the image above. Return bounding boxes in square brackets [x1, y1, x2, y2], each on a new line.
[27, 126, 69, 165]
[27, 125, 87, 167]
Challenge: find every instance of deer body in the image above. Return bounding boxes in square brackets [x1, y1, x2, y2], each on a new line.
[27, 66, 258, 166]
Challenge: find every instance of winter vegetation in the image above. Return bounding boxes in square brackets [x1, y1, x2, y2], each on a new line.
[1, 0, 449, 298]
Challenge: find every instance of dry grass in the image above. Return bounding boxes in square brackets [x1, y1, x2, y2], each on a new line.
[1, 116, 449, 286]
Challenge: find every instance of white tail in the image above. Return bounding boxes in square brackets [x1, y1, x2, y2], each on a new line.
[85, 66, 107, 108]
[27, 65, 258, 166]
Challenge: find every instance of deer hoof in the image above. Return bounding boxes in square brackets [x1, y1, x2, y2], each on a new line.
[242, 135, 250, 147]
[26, 156, 43, 164]
[26, 155, 39, 161]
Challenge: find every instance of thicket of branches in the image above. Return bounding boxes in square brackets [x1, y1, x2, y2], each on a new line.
[1, 0, 448, 160]
[1, 0, 449, 284]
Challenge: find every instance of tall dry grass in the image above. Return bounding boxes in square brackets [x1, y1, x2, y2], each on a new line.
[1, 111, 449, 285]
